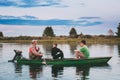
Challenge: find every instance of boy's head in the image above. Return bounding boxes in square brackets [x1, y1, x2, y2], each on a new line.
[53, 43, 57, 47]
[80, 40, 86, 47]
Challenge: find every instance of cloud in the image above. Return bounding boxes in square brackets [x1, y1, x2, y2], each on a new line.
[80, 17, 101, 19]
[0, 15, 103, 26]
[0, 0, 67, 8]
[0, 15, 38, 20]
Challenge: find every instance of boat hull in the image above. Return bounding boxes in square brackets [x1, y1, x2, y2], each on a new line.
[17, 57, 111, 66]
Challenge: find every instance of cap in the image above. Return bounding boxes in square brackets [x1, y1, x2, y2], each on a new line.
[32, 40, 38, 43]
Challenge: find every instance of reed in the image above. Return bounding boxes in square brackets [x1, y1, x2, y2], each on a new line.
[0, 37, 120, 44]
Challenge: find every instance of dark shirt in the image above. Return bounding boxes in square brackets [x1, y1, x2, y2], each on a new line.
[51, 47, 62, 56]
[51, 47, 64, 59]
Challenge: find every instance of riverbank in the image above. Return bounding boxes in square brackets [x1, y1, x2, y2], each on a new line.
[0, 37, 120, 44]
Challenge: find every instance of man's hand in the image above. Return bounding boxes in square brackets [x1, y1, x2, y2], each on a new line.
[74, 50, 79, 52]
[38, 53, 43, 56]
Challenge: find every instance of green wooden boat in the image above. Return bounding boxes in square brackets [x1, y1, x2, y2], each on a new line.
[8, 50, 112, 66]
[16, 57, 111, 66]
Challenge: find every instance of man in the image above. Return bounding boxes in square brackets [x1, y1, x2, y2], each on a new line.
[29, 40, 43, 60]
[74, 40, 90, 59]
[51, 43, 64, 59]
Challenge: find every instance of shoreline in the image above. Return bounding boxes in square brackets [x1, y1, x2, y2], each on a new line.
[0, 37, 120, 44]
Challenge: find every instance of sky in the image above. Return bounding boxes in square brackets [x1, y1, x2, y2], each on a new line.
[0, 0, 120, 36]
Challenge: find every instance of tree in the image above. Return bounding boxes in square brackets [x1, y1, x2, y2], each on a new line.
[84, 35, 92, 38]
[116, 23, 120, 37]
[0, 32, 3, 37]
[69, 27, 77, 38]
[43, 26, 55, 37]
[107, 29, 114, 36]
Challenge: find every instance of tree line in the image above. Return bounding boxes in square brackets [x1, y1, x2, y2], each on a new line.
[42, 24, 120, 38]
[0, 23, 120, 40]
[42, 26, 77, 38]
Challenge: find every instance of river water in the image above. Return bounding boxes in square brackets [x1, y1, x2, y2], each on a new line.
[0, 42, 120, 80]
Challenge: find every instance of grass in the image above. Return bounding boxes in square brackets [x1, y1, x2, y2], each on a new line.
[0, 37, 120, 44]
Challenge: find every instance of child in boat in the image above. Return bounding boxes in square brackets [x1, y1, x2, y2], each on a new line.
[51, 43, 64, 59]
[74, 40, 90, 59]
[29, 40, 43, 60]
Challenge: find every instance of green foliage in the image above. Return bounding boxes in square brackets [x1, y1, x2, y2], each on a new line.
[0, 32, 3, 37]
[116, 23, 120, 37]
[43, 26, 55, 37]
[69, 27, 77, 38]
[83, 35, 92, 38]
[0, 36, 41, 40]
[78, 32, 84, 38]
[99, 35, 106, 37]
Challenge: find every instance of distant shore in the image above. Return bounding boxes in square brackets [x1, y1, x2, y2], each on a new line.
[0, 37, 120, 44]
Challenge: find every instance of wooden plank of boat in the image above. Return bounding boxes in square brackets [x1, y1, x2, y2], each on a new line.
[17, 56, 112, 66]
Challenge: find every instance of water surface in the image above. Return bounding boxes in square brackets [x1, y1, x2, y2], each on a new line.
[0, 43, 120, 80]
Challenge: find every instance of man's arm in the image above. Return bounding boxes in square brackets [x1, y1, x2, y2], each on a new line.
[56, 48, 64, 59]
[56, 48, 62, 53]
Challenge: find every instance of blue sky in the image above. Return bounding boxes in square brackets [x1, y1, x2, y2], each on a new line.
[0, 0, 120, 36]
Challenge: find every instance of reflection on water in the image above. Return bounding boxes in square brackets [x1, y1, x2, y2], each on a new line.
[14, 63, 22, 73]
[52, 65, 63, 78]
[13, 64, 110, 80]
[0, 43, 3, 58]
[42, 42, 53, 58]
[51, 65, 91, 80]
[0, 43, 3, 48]
[118, 44, 120, 56]
[29, 65, 43, 80]
[76, 66, 90, 80]
[0, 43, 120, 80]
[42, 42, 53, 54]
[69, 42, 77, 55]
[107, 44, 115, 55]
